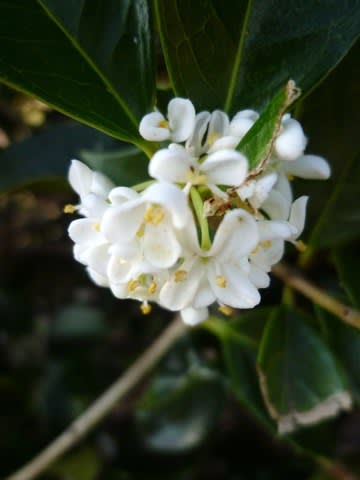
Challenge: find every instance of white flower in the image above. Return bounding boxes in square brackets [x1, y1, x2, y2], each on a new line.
[159, 209, 261, 323]
[237, 172, 278, 210]
[101, 182, 190, 269]
[139, 98, 195, 142]
[281, 154, 331, 180]
[149, 144, 248, 196]
[274, 115, 307, 161]
[229, 109, 259, 139]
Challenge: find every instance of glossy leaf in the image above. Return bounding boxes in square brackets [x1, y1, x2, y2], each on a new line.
[136, 340, 225, 452]
[154, 0, 360, 113]
[49, 446, 100, 480]
[306, 152, 360, 250]
[0, 0, 155, 146]
[258, 306, 351, 434]
[0, 124, 113, 192]
[334, 247, 360, 308]
[237, 80, 300, 170]
[80, 145, 149, 187]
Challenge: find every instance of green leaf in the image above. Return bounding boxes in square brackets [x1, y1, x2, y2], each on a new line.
[334, 247, 360, 308]
[258, 306, 351, 434]
[154, 0, 360, 113]
[306, 152, 360, 250]
[80, 145, 149, 187]
[0, 0, 155, 146]
[49, 446, 100, 480]
[237, 80, 300, 170]
[315, 307, 360, 407]
[136, 340, 225, 452]
[204, 311, 271, 427]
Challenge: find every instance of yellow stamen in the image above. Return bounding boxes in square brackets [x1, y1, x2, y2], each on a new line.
[216, 275, 227, 288]
[295, 240, 307, 252]
[261, 240, 273, 249]
[187, 171, 208, 185]
[63, 204, 76, 214]
[287, 174, 295, 181]
[92, 222, 101, 232]
[140, 302, 152, 315]
[136, 224, 145, 238]
[218, 305, 233, 316]
[127, 279, 140, 292]
[148, 281, 157, 295]
[251, 245, 260, 255]
[158, 119, 169, 129]
[207, 131, 219, 146]
[144, 206, 165, 226]
[175, 269, 188, 282]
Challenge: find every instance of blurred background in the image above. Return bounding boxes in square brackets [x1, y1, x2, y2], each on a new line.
[0, 41, 359, 480]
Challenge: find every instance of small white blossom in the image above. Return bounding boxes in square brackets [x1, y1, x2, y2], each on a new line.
[139, 98, 195, 142]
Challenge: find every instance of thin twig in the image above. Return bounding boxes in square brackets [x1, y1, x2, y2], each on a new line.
[272, 263, 360, 329]
[6, 316, 187, 480]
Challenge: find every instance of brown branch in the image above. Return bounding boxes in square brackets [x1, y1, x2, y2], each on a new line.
[272, 263, 360, 329]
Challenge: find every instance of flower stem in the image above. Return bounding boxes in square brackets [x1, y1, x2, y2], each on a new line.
[190, 186, 212, 250]
[5, 316, 186, 480]
[273, 263, 360, 329]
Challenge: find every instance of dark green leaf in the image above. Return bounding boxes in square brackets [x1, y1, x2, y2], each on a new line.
[334, 247, 360, 308]
[80, 145, 149, 187]
[154, 0, 360, 112]
[0, 123, 114, 192]
[258, 306, 351, 434]
[204, 312, 271, 427]
[306, 152, 360, 250]
[237, 80, 300, 170]
[0, 0, 155, 146]
[315, 307, 360, 406]
[136, 340, 225, 452]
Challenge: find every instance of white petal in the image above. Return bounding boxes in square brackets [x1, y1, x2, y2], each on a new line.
[208, 263, 261, 309]
[143, 223, 182, 268]
[251, 239, 285, 270]
[168, 98, 196, 142]
[101, 199, 144, 243]
[68, 218, 101, 245]
[91, 171, 114, 197]
[274, 173, 293, 203]
[261, 190, 291, 221]
[142, 182, 190, 229]
[274, 117, 307, 161]
[229, 110, 259, 138]
[110, 282, 128, 299]
[109, 186, 139, 205]
[139, 111, 170, 141]
[202, 149, 248, 186]
[181, 307, 209, 326]
[211, 209, 258, 260]
[250, 172, 278, 208]
[249, 265, 270, 289]
[148, 147, 192, 183]
[283, 155, 331, 179]
[85, 243, 110, 276]
[289, 196, 308, 238]
[82, 193, 109, 217]
[87, 267, 109, 287]
[207, 135, 240, 153]
[73, 244, 89, 264]
[107, 254, 134, 284]
[237, 180, 256, 201]
[258, 220, 297, 241]
[68, 159, 93, 197]
[159, 262, 203, 311]
[208, 110, 230, 140]
[193, 281, 216, 308]
[185, 111, 211, 156]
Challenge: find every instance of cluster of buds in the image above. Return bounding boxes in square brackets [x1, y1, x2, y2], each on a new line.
[66, 98, 330, 325]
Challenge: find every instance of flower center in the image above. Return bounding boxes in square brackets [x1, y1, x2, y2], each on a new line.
[158, 119, 169, 129]
[175, 269, 188, 282]
[144, 205, 165, 225]
[216, 275, 227, 288]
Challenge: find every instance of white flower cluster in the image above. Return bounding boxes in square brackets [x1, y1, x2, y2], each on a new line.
[67, 98, 330, 325]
